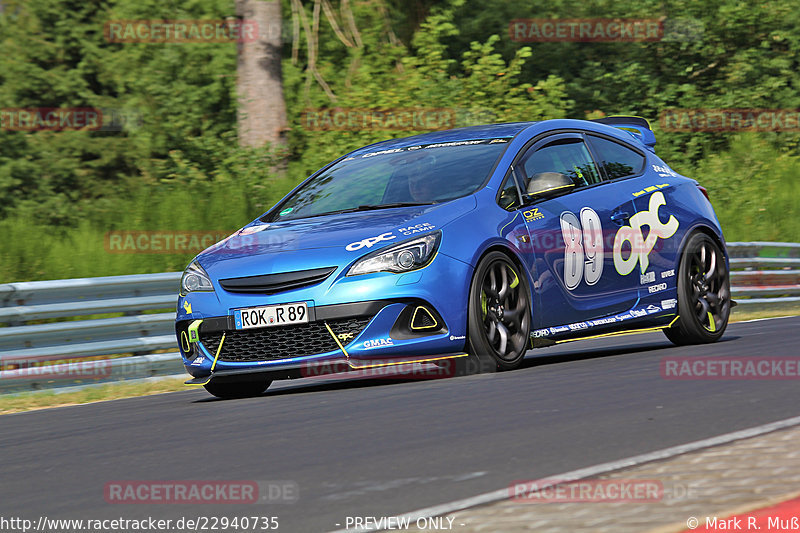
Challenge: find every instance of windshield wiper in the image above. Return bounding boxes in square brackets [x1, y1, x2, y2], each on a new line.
[346, 202, 434, 212]
[305, 202, 435, 219]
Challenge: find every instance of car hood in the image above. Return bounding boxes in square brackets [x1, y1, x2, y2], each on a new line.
[196, 196, 476, 279]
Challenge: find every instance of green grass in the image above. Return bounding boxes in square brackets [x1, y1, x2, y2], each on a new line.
[686, 136, 800, 243]
[730, 304, 800, 323]
[0, 377, 191, 415]
[0, 176, 298, 282]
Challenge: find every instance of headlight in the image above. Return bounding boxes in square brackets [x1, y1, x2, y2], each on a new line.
[347, 232, 441, 276]
[180, 261, 214, 294]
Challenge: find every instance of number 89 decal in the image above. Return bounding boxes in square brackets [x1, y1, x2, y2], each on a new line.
[560, 208, 604, 290]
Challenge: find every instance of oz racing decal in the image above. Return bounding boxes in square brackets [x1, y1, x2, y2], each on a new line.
[613, 191, 679, 275]
[346, 232, 396, 251]
[523, 208, 544, 222]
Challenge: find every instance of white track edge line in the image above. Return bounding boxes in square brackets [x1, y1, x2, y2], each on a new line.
[735, 314, 798, 323]
[330, 413, 800, 532]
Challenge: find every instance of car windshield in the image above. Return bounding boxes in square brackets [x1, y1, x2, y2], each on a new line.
[267, 138, 511, 221]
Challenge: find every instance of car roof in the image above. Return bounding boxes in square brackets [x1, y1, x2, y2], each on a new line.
[349, 122, 536, 156]
[345, 118, 653, 160]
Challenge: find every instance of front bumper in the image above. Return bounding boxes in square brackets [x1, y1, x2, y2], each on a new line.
[176, 251, 474, 380]
[177, 298, 468, 381]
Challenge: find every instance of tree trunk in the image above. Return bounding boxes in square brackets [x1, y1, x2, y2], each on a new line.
[236, 0, 287, 149]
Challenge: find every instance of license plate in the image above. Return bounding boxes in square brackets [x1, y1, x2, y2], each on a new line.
[233, 302, 309, 330]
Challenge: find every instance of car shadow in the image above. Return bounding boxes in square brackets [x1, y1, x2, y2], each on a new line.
[521, 334, 741, 369]
[191, 335, 742, 402]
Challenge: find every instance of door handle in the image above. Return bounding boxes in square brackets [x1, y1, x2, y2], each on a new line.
[610, 211, 631, 225]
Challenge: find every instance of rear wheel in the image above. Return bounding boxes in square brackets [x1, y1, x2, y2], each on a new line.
[466, 252, 532, 372]
[664, 232, 730, 345]
[203, 377, 272, 399]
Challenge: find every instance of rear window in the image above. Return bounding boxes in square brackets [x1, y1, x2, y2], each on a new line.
[588, 135, 646, 179]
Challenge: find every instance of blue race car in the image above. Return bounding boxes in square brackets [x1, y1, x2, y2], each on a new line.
[176, 117, 731, 398]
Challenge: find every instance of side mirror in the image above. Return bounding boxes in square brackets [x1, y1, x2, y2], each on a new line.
[525, 172, 575, 199]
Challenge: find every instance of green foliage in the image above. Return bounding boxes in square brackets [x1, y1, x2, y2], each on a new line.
[442, 0, 800, 166]
[0, 0, 798, 282]
[0, 0, 279, 225]
[282, 0, 571, 180]
[688, 136, 800, 242]
[0, 177, 291, 281]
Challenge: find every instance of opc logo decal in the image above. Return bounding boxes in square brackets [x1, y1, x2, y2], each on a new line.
[613, 191, 679, 275]
[346, 232, 396, 251]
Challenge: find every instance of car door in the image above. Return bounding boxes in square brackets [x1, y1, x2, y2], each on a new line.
[514, 133, 640, 328]
[586, 133, 681, 308]
[494, 167, 539, 289]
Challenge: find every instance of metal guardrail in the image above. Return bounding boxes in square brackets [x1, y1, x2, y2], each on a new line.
[0, 242, 798, 393]
[0, 273, 182, 393]
[728, 242, 800, 304]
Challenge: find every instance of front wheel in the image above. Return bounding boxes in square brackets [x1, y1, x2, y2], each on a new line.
[664, 232, 730, 345]
[203, 377, 272, 399]
[466, 252, 532, 371]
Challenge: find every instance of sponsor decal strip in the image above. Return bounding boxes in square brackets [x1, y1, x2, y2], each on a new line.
[533, 305, 676, 339]
[551, 315, 680, 345]
[349, 138, 509, 160]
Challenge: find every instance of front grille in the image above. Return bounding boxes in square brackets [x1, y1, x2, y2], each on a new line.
[219, 267, 337, 294]
[203, 316, 372, 363]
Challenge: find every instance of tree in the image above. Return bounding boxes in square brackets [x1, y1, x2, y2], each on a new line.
[236, 0, 288, 148]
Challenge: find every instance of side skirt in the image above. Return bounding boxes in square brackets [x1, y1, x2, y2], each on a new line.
[531, 315, 680, 348]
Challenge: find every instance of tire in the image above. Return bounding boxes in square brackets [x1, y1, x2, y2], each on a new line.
[203, 377, 272, 399]
[466, 251, 532, 371]
[664, 232, 731, 345]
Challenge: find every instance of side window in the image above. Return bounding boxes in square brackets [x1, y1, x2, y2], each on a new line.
[588, 135, 646, 179]
[497, 172, 522, 211]
[519, 138, 601, 198]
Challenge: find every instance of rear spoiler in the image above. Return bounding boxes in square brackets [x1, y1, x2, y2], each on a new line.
[591, 116, 656, 152]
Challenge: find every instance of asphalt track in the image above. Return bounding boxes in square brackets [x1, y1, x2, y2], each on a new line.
[1, 316, 799, 532]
